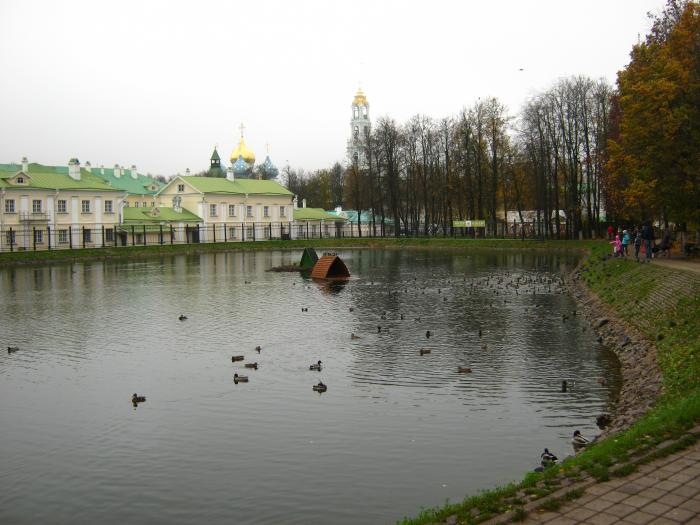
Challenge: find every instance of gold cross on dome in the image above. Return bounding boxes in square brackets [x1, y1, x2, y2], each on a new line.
[239, 122, 245, 138]
[266, 143, 270, 154]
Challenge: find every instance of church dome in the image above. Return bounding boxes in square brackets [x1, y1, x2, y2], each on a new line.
[232, 155, 252, 178]
[259, 155, 279, 180]
[353, 88, 368, 106]
[231, 136, 256, 164]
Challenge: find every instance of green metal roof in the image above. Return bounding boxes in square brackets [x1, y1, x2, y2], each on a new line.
[169, 176, 294, 196]
[91, 167, 164, 195]
[293, 207, 347, 221]
[0, 163, 123, 192]
[123, 206, 201, 223]
[211, 147, 221, 161]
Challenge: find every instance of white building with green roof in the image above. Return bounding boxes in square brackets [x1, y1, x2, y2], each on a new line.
[156, 175, 295, 241]
[0, 158, 126, 250]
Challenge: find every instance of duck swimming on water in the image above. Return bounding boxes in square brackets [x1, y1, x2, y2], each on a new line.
[178, 315, 187, 321]
[7, 346, 19, 354]
[309, 360, 322, 371]
[540, 448, 558, 469]
[233, 373, 248, 383]
[313, 381, 327, 393]
[132, 393, 146, 404]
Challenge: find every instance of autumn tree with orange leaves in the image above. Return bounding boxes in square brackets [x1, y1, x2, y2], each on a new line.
[606, 0, 700, 228]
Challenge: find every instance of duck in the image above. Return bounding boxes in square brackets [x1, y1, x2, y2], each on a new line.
[231, 355, 245, 362]
[255, 346, 262, 353]
[478, 328, 482, 337]
[309, 360, 322, 371]
[244, 362, 258, 369]
[178, 315, 187, 321]
[349, 307, 354, 312]
[540, 448, 558, 469]
[377, 326, 382, 333]
[572, 430, 590, 450]
[233, 373, 249, 383]
[351, 333, 361, 340]
[419, 348, 431, 356]
[457, 366, 472, 373]
[7, 346, 19, 354]
[426, 330, 431, 338]
[400, 314, 404, 320]
[561, 380, 568, 392]
[313, 381, 327, 393]
[132, 393, 146, 404]
[301, 307, 309, 312]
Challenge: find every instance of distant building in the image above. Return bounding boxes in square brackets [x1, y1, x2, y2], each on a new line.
[221, 125, 279, 181]
[0, 158, 126, 250]
[346, 88, 370, 167]
[91, 163, 164, 208]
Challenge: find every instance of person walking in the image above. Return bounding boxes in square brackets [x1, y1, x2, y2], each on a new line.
[634, 228, 643, 262]
[641, 221, 654, 263]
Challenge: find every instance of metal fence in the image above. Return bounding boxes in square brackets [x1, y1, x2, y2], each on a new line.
[0, 219, 630, 253]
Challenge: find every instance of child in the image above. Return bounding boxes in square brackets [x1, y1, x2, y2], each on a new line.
[622, 230, 631, 257]
[611, 234, 622, 257]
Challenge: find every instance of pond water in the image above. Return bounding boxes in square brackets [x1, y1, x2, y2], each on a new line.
[0, 249, 621, 525]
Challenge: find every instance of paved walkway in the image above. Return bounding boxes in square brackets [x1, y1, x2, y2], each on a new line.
[525, 440, 700, 524]
[652, 258, 700, 275]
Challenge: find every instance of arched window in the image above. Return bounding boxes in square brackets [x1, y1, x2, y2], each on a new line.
[354, 126, 359, 139]
[353, 106, 359, 119]
[362, 106, 368, 118]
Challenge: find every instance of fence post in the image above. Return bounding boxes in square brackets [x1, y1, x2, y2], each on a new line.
[306, 221, 309, 239]
[185, 225, 190, 244]
[81, 226, 85, 249]
[159, 225, 163, 245]
[69, 226, 73, 249]
[114, 227, 118, 247]
[241, 222, 245, 242]
[170, 225, 174, 245]
[131, 225, 135, 246]
[47, 225, 51, 250]
[213, 224, 216, 243]
[253, 223, 256, 241]
[143, 225, 147, 245]
[102, 225, 105, 248]
[33, 227, 36, 251]
[9, 227, 14, 252]
[269, 222, 272, 240]
[224, 224, 227, 243]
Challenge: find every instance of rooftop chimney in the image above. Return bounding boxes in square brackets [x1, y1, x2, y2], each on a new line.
[130, 165, 138, 179]
[293, 196, 298, 209]
[114, 164, 121, 178]
[226, 165, 234, 181]
[21, 156, 28, 173]
[302, 198, 307, 208]
[68, 158, 81, 181]
[185, 168, 191, 176]
[100, 164, 105, 175]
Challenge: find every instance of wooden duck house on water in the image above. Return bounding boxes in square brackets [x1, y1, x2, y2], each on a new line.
[310, 254, 350, 280]
[299, 247, 319, 270]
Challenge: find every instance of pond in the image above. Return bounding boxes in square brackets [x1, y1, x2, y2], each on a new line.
[0, 248, 621, 525]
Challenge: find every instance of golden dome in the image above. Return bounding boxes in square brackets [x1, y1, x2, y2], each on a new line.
[353, 88, 368, 106]
[231, 136, 255, 164]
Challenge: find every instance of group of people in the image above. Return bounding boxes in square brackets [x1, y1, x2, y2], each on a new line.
[607, 223, 672, 262]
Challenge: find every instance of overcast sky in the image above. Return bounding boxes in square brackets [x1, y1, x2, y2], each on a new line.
[0, 0, 662, 177]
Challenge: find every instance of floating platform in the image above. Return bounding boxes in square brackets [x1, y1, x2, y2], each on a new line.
[310, 254, 350, 280]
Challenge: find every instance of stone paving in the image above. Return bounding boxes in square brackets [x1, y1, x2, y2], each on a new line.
[524, 440, 700, 524]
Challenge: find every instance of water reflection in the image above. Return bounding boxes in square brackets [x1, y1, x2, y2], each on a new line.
[0, 249, 620, 525]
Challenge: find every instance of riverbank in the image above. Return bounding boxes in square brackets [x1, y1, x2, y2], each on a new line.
[0, 237, 595, 267]
[398, 244, 700, 525]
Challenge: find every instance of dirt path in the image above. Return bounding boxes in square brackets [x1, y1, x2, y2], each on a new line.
[652, 258, 700, 275]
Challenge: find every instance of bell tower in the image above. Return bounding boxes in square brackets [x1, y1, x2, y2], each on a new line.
[346, 87, 370, 166]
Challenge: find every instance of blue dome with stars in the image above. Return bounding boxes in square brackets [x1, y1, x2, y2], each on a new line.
[232, 155, 252, 178]
[259, 155, 279, 180]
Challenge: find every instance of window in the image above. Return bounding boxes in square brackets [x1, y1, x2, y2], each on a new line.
[81, 200, 91, 213]
[16, 176, 24, 184]
[6, 230, 15, 245]
[209, 204, 217, 217]
[311, 224, 317, 235]
[177, 184, 185, 192]
[104, 200, 113, 213]
[123, 201, 130, 208]
[57, 199, 67, 213]
[228, 204, 236, 217]
[279, 206, 286, 217]
[105, 229, 114, 242]
[83, 229, 92, 243]
[263, 206, 269, 218]
[143, 202, 148, 208]
[5, 199, 15, 213]
[246, 226, 254, 238]
[228, 226, 237, 239]
[32, 200, 42, 213]
[354, 126, 359, 139]
[134, 202, 140, 208]
[246, 205, 253, 218]
[135, 233, 143, 244]
[353, 107, 358, 118]
[150, 202, 155, 207]
[58, 229, 68, 244]
[297, 225, 305, 236]
[34, 230, 43, 244]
